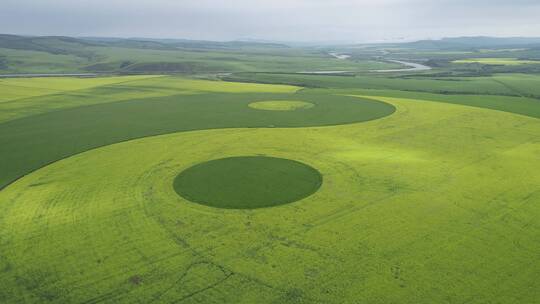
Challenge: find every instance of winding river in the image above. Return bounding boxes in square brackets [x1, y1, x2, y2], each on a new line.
[372, 60, 432, 72]
[298, 53, 431, 74]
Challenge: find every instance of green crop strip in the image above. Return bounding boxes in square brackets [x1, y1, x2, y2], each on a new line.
[0, 91, 394, 189]
[1, 96, 539, 303]
[1, 76, 540, 303]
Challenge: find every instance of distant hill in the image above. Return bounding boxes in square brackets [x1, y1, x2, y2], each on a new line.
[0, 34, 296, 74]
[401, 36, 540, 50]
[0, 34, 290, 58]
[81, 36, 290, 50]
[0, 34, 99, 59]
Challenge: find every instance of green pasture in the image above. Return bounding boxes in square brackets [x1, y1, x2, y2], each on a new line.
[453, 57, 540, 65]
[0, 76, 298, 122]
[0, 87, 393, 189]
[0, 47, 87, 73]
[0, 75, 160, 104]
[0, 43, 401, 74]
[0, 76, 539, 303]
[225, 72, 540, 99]
[87, 46, 400, 73]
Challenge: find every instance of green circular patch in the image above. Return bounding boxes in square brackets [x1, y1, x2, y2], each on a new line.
[249, 100, 314, 111]
[173, 156, 322, 209]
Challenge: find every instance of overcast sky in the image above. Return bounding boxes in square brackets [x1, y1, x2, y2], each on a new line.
[2, 0, 540, 43]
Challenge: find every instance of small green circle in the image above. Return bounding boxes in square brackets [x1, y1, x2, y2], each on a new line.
[248, 100, 315, 111]
[173, 156, 322, 209]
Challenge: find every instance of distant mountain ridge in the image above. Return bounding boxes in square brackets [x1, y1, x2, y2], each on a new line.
[4, 34, 540, 54]
[0, 34, 290, 58]
[0, 34, 99, 58]
[400, 36, 540, 50]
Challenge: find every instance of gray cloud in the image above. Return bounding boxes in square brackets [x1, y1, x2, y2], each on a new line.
[1, 0, 540, 42]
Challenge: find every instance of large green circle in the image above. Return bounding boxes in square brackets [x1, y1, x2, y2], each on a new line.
[173, 156, 322, 209]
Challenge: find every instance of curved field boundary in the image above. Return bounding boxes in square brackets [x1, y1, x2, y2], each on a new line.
[1, 96, 539, 303]
[0, 91, 395, 190]
[344, 90, 540, 119]
[0, 76, 301, 123]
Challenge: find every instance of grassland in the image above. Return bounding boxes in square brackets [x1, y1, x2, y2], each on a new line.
[1, 34, 540, 304]
[453, 58, 540, 65]
[0, 35, 401, 74]
[0, 48, 88, 73]
[0, 83, 539, 302]
[0, 76, 298, 123]
[225, 72, 540, 104]
[0, 75, 161, 104]
[0, 82, 393, 190]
